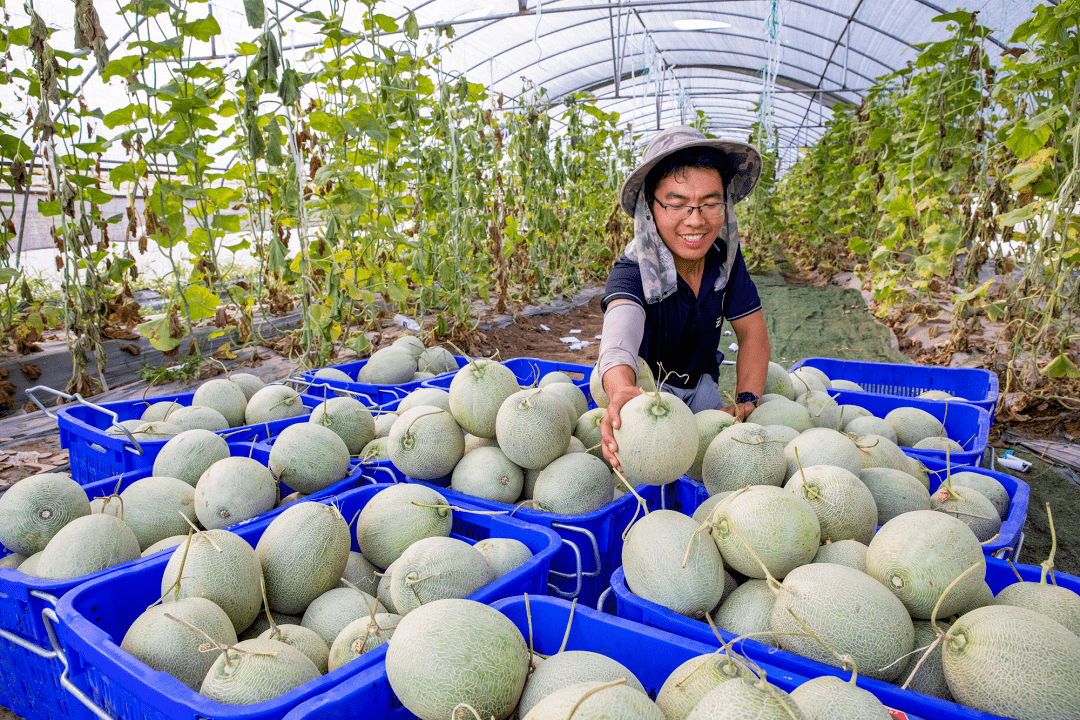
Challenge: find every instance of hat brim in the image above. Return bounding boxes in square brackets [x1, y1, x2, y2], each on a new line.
[619, 137, 762, 217]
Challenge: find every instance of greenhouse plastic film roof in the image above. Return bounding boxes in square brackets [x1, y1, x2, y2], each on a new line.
[5, 0, 1046, 168]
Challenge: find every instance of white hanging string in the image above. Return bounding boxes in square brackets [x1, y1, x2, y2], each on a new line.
[757, 0, 784, 154]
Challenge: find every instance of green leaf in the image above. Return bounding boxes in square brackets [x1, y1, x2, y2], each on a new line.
[244, 0, 265, 28]
[279, 67, 302, 105]
[887, 194, 916, 219]
[265, 119, 283, 165]
[931, 10, 974, 25]
[372, 14, 398, 33]
[404, 11, 419, 40]
[1005, 122, 1051, 160]
[1042, 353, 1080, 379]
[212, 213, 242, 232]
[179, 16, 222, 42]
[103, 105, 137, 129]
[86, 187, 113, 205]
[0, 133, 32, 160]
[182, 284, 220, 321]
[267, 237, 288, 272]
[137, 315, 187, 352]
[1006, 147, 1056, 192]
[998, 202, 1038, 227]
[37, 199, 60, 217]
[109, 162, 137, 188]
[953, 278, 993, 303]
[0, 268, 20, 284]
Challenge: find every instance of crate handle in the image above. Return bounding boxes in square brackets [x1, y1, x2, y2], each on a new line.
[550, 523, 601, 578]
[25, 384, 72, 420]
[547, 537, 583, 599]
[595, 586, 615, 613]
[361, 465, 398, 484]
[41, 607, 115, 720]
[27, 385, 145, 457]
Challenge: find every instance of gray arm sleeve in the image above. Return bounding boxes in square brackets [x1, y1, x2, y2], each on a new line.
[597, 301, 646, 384]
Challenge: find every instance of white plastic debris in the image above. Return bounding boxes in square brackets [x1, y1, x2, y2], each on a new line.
[393, 314, 421, 332]
[723, 330, 733, 336]
[728, 343, 739, 352]
[560, 337, 577, 343]
[569, 329, 582, 334]
[595, 335, 602, 340]
[568, 341, 593, 351]
[540, 324, 551, 331]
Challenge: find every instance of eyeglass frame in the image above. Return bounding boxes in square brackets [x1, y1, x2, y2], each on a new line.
[650, 198, 727, 219]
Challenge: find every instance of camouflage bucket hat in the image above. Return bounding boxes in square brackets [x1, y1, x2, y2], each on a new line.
[619, 125, 762, 217]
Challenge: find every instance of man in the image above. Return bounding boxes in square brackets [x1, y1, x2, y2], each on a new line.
[597, 126, 770, 470]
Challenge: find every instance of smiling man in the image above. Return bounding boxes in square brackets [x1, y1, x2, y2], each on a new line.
[597, 126, 770, 470]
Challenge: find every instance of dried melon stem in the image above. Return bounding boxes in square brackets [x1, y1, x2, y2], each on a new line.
[1041, 502, 1058, 586]
[410, 501, 506, 517]
[451, 703, 485, 720]
[784, 607, 858, 681]
[567, 678, 628, 720]
[402, 409, 443, 447]
[613, 466, 650, 540]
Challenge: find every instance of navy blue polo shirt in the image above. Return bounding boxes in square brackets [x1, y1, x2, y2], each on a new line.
[601, 240, 761, 389]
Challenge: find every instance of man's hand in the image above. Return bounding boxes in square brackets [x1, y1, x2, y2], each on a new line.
[720, 401, 757, 422]
[598, 366, 643, 472]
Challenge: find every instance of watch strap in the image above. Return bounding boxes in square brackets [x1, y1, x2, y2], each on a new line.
[736, 391, 760, 407]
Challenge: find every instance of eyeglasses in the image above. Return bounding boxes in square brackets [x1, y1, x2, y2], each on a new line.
[652, 199, 726, 219]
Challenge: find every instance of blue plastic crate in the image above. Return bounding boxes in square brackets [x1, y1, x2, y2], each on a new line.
[422, 357, 593, 397]
[44, 388, 332, 486]
[280, 594, 812, 720]
[827, 389, 990, 467]
[369, 461, 674, 607]
[295, 355, 469, 400]
[611, 555, 1078, 720]
[913, 454, 1029, 561]
[50, 485, 560, 720]
[788, 358, 999, 417]
[0, 447, 389, 720]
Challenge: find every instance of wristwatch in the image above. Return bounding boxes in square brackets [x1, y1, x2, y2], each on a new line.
[735, 391, 760, 408]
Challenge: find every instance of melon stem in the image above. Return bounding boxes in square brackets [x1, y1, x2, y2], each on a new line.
[151, 528, 195, 608]
[721, 517, 788, 595]
[100, 494, 125, 521]
[566, 679, 627, 720]
[409, 501, 506, 516]
[402, 409, 444, 444]
[179, 511, 221, 552]
[784, 607, 858, 680]
[681, 521, 713, 569]
[979, 533, 1000, 546]
[704, 614, 764, 680]
[451, 703, 484, 720]
[556, 598, 578, 654]
[930, 561, 983, 635]
[163, 613, 234, 666]
[612, 466, 649, 541]
[524, 593, 536, 662]
[1005, 557, 1024, 583]
[1041, 502, 1058, 586]
[937, 444, 965, 502]
[259, 576, 280, 640]
[900, 636, 943, 692]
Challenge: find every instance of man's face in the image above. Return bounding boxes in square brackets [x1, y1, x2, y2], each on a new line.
[650, 166, 725, 265]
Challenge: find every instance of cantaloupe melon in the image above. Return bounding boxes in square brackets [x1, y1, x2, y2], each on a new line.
[300, 586, 379, 645]
[538, 371, 574, 388]
[313, 367, 353, 383]
[898, 619, 953, 701]
[164, 405, 231, 432]
[229, 373, 265, 401]
[656, 652, 749, 720]
[797, 366, 832, 389]
[473, 537, 532, 579]
[854, 433, 909, 471]
[393, 335, 426, 359]
[541, 383, 589, 424]
[914, 436, 964, 452]
[857, 468, 932, 525]
[519, 651, 646, 718]
[385, 598, 530, 720]
[709, 485, 820, 580]
[451, 446, 524, 504]
[784, 428, 863, 478]
[941, 605, 1080, 719]
[417, 346, 457, 375]
[771, 562, 914, 682]
[0, 473, 90, 556]
[992, 581, 1080, 636]
[238, 610, 302, 642]
[711, 579, 778, 648]
[612, 391, 696, 486]
[140, 400, 184, 423]
[358, 346, 417, 384]
[463, 433, 499, 456]
[622, 510, 724, 618]
[153, 429, 231, 487]
[830, 379, 865, 392]
[701, 423, 787, 496]
[687, 410, 737, 482]
[686, 675, 806, 720]
[354, 484, 452, 569]
[245, 385, 308, 425]
[788, 370, 826, 396]
[269, 423, 351, 495]
[523, 680, 662, 720]
[449, 359, 520, 439]
[35, 514, 142, 580]
[258, 623, 330, 675]
[532, 453, 614, 515]
[930, 485, 1001, 542]
[789, 675, 892, 719]
[373, 411, 398, 438]
[918, 390, 953, 401]
[200, 637, 321, 705]
[389, 536, 495, 615]
[359, 437, 389, 461]
[0, 552, 26, 570]
[194, 457, 278, 530]
[141, 535, 188, 557]
[256, 502, 351, 615]
[387, 405, 465, 480]
[398, 387, 452, 414]
[946, 471, 1009, 519]
[340, 551, 380, 595]
[589, 356, 655, 409]
[111, 476, 198, 551]
[810, 539, 868, 573]
[121, 596, 237, 690]
[496, 389, 572, 470]
[885, 407, 945, 447]
[747, 398, 812, 432]
[574, 408, 607, 462]
[801, 391, 844, 430]
[763, 361, 797, 400]
[160, 529, 264, 634]
[865, 510, 986, 619]
[192, 378, 248, 428]
[327, 613, 399, 671]
[309, 397, 376, 456]
[762, 425, 799, 444]
[784, 465, 878, 544]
